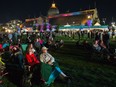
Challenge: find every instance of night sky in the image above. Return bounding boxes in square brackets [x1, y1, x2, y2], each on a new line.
[0, 0, 115, 23]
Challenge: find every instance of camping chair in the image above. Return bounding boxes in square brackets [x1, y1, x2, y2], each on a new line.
[41, 62, 72, 87]
[41, 63, 53, 82]
[21, 44, 28, 54]
[20, 44, 33, 87]
[0, 57, 5, 65]
[41, 62, 62, 86]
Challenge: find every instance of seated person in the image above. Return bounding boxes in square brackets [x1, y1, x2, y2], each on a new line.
[25, 48, 42, 85]
[93, 40, 101, 52]
[44, 40, 52, 50]
[99, 40, 111, 58]
[34, 38, 41, 52]
[26, 48, 39, 67]
[59, 39, 64, 47]
[2, 41, 9, 49]
[40, 47, 68, 86]
[10, 46, 24, 69]
[0, 43, 3, 52]
[38, 38, 44, 46]
[82, 40, 92, 50]
[26, 43, 36, 54]
[99, 40, 107, 49]
[1, 46, 11, 64]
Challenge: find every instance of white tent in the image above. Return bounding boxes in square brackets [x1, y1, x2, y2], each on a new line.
[94, 22, 101, 26]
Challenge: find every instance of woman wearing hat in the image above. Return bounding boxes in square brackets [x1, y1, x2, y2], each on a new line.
[40, 47, 68, 86]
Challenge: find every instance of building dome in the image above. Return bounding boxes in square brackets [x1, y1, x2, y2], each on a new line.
[48, 2, 59, 16]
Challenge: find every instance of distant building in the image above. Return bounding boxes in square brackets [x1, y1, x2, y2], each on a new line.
[23, 2, 102, 32]
[2, 20, 22, 33]
[48, 2, 100, 26]
[24, 16, 48, 27]
[48, 2, 59, 16]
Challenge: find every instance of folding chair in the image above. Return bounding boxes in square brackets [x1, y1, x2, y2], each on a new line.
[21, 44, 28, 53]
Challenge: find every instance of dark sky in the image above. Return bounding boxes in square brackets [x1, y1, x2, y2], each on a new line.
[0, 0, 115, 23]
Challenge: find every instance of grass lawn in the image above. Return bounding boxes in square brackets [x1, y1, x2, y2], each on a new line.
[2, 36, 116, 87]
[52, 36, 116, 87]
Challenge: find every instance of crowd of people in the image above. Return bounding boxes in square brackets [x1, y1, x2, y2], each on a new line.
[59, 30, 116, 41]
[0, 32, 68, 87]
[75, 30, 116, 62]
[0, 29, 116, 86]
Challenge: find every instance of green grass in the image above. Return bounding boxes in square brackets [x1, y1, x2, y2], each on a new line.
[52, 36, 116, 87]
[2, 35, 116, 87]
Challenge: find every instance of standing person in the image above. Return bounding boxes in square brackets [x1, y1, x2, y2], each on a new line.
[40, 47, 69, 86]
[77, 31, 81, 40]
[95, 32, 100, 41]
[91, 31, 94, 39]
[81, 31, 84, 38]
[72, 32, 75, 40]
[87, 31, 90, 39]
[108, 30, 112, 38]
[103, 32, 110, 49]
[100, 32, 103, 40]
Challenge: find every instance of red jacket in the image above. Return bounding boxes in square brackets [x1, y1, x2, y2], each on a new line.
[26, 53, 40, 66]
[0, 44, 2, 49]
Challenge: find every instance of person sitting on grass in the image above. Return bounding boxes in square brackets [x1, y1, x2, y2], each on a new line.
[59, 39, 64, 48]
[99, 40, 111, 59]
[0, 43, 3, 53]
[1, 46, 11, 64]
[38, 37, 44, 46]
[40, 47, 69, 86]
[25, 48, 43, 85]
[2, 41, 9, 49]
[93, 40, 101, 52]
[26, 43, 36, 54]
[82, 40, 92, 50]
[34, 38, 41, 53]
[10, 46, 24, 69]
[44, 40, 52, 50]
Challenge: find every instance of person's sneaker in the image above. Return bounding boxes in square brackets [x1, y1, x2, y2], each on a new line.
[44, 82, 49, 86]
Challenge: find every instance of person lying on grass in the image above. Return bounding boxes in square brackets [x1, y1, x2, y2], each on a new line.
[40, 47, 69, 86]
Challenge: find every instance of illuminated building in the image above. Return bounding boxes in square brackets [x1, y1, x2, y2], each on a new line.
[23, 2, 106, 32]
[47, 1, 100, 26]
[24, 2, 100, 27]
[48, 8, 100, 26]
[2, 20, 22, 33]
[48, 2, 59, 16]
